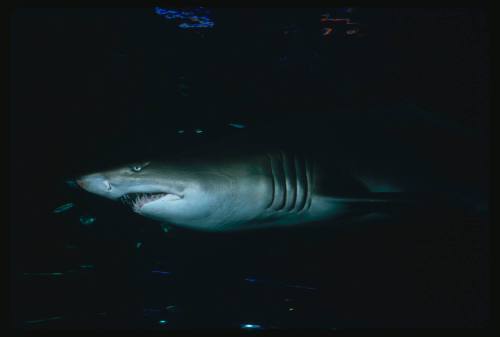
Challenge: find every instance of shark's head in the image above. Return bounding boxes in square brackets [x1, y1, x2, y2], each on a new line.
[76, 159, 230, 228]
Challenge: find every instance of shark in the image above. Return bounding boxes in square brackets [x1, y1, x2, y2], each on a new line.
[75, 147, 441, 232]
[75, 102, 487, 232]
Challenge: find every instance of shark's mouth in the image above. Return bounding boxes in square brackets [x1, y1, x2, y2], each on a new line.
[119, 192, 170, 212]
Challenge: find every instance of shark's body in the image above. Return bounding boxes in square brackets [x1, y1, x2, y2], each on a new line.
[75, 103, 487, 231]
[76, 149, 408, 232]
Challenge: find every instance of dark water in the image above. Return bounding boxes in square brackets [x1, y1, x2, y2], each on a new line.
[10, 7, 490, 330]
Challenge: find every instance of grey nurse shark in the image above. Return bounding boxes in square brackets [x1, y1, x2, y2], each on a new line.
[75, 148, 480, 232]
[77, 150, 357, 231]
[75, 105, 487, 232]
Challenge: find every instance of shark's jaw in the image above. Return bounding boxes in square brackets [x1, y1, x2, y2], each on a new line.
[119, 192, 181, 212]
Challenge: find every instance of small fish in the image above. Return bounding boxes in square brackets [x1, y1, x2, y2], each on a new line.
[53, 202, 75, 214]
[79, 215, 96, 225]
[228, 123, 246, 129]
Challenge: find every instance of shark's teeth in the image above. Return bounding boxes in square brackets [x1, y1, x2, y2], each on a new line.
[120, 192, 174, 211]
[163, 194, 181, 201]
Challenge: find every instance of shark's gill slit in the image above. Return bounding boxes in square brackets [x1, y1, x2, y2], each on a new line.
[303, 158, 313, 212]
[266, 153, 276, 210]
[282, 151, 297, 212]
[280, 151, 288, 210]
[295, 154, 307, 212]
[270, 153, 286, 211]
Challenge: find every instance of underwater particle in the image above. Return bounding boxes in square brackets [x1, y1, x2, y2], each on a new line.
[152, 270, 172, 275]
[285, 284, 317, 291]
[53, 202, 75, 214]
[158, 319, 168, 325]
[23, 272, 64, 277]
[228, 123, 246, 129]
[65, 180, 79, 189]
[279, 55, 288, 64]
[194, 128, 203, 134]
[241, 323, 262, 329]
[144, 308, 161, 313]
[282, 24, 300, 36]
[155, 7, 169, 16]
[178, 21, 214, 29]
[165, 305, 178, 312]
[346, 27, 360, 35]
[143, 308, 162, 318]
[154, 6, 214, 29]
[177, 129, 185, 134]
[79, 264, 94, 269]
[136, 242, 143, 249]
[79, 215, 96, 225]
[322, 27, 333, 36]
[288, 307, 295, 311]
[320, 12, 360, 37]
[25, 316, 63, 324]
[178, 82, 189, 97]
[65, 244, 78, 249]
[245, 277, 316, 290]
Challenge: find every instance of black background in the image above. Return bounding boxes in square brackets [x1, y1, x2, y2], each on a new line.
[9, 7, 490, 329]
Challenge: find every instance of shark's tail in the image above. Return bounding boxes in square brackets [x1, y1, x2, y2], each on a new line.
[324, 191, 488, 217]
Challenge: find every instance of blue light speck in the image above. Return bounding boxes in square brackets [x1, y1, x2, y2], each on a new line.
[241, 323, 262, 329]
[155, 6, 214, 29]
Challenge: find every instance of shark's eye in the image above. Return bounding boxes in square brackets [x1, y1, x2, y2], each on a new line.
[131, 165, 142, 172]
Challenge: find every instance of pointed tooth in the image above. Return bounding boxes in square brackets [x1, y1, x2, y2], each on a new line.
[164, 194, 181, 201]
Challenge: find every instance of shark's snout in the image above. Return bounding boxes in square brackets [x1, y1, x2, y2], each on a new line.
[75, 178, 85, 189]
[76, 174, 115, 198]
